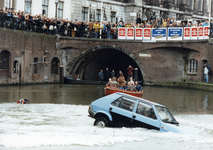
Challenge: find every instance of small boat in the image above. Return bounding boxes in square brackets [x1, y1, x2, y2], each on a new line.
[64, 77, 107, 85]
[104, 86, 143, 97]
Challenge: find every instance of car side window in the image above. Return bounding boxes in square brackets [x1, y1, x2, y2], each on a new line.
[111, 97, 136, 112]
[136, 102, 157, 119]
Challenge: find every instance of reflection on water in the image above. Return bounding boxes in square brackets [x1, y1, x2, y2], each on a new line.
[0, 84, 212, 114]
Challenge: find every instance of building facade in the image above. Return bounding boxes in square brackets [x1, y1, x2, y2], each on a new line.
[1, 0, 213, 22]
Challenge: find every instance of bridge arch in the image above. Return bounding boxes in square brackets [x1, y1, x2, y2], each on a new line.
[67, 45, 144, 82]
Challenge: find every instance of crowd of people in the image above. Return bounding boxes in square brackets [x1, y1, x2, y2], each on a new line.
[1, 8, 213, 39]
[99, 65, 143, 92]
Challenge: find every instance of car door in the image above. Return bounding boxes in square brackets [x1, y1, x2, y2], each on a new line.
[109, 97, 136, 127]
[131, 101, 161, 130]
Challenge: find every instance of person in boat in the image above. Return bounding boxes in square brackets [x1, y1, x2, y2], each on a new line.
[106, 77, 119, 88]
[106, 78, 112, 86]
[135, 81, 143, 93]
[117, 73, 126, 90]
[127, 82, 137, 91]
[129, 77, 134, 85]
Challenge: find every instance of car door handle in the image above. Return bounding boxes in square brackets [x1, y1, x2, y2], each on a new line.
[133, 115, 136, 119]
[109, 107, 112, 111]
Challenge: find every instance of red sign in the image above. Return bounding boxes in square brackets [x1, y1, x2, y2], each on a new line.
[144, 28, 151, 37]
[191, 27, 198, 37]
[127, 28, 134, 37]
[204, 27, 209, 36]
[118, 28, 126, 37]
[135, 28, 142, 37]
[198, 27, 204, 36]
[184, 28, 190, 37]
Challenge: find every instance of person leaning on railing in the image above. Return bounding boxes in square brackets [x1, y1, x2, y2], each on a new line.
[93, 21, 100, 38]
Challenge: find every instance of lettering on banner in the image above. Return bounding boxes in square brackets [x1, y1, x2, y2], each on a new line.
[191, 28, 197, 36]
[204, 27, 209, 36]
[136, 29, 142, 37]
[184, 28, 190, 36]
[199, 28, 203, 36]
[127, 29, 134, 37]
[119, 28, 125, 36]
[144, 29, 150, 37]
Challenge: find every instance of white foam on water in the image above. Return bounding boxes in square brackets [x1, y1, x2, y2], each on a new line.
[0, 103, 213, 149]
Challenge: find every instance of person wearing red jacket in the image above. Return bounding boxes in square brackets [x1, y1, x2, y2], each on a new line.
[127, 65, 134, 81]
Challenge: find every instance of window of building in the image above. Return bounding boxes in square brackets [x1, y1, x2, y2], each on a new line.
[25, 0, 32, 14]
[110, 11, 116, 23]
[96, 9, 101, 22]
[42, 0, 48, 16]
[34, 58, 38, 74]
[51, 58, 59, 75]
[188, 59, 198, 74]
[4, 0, 10, 8]
[197, 0, 203, 11]
[0, 50, 10, 78]
[14, 60, 18, 74]
[57, 1, 63, 19]
[82, 7, 88, 21]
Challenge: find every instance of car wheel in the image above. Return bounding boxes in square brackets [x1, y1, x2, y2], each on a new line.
[94, 117, 109, 127]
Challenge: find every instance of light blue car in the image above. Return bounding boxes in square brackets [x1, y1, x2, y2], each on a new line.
[88, 92, 181, 133]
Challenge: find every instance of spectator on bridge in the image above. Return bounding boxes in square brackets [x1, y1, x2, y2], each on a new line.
[106, 22, 111, 39]
[119, 18, 124, 24]
[136, 16, 141, 24]
[202, 20, 209, 27]
[93, 21, 100, 38]
[98, 69, 104, 81]
[125, 21, 131, 28]
[203, 63, 210, 83]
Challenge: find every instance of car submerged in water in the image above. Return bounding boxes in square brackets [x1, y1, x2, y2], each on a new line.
[88, 92, 181, 133]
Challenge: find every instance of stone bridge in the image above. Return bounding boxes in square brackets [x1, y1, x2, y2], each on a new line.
[0, 28, 212, 85]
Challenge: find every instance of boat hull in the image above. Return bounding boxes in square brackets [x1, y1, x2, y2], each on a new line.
[104, 86, 143, 97]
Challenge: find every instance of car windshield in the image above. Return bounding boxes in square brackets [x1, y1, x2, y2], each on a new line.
[155, 106, 178, 124]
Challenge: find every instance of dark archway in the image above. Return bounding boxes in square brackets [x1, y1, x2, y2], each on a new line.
[68, 46, 143, 82]
[0, 50, 11, 78]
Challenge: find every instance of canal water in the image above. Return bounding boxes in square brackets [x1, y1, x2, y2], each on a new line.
[0, 84, 213, 150]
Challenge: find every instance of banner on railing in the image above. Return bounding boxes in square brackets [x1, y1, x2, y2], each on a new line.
[143, 28, 151, 40]
[135, 28, 143, 40]
[118, 27, 126, 39]
[168, 28, 183, 41]
[204, 27, 209, 39]
[126, 28, 134, 40]
[151, 28, 167, 40]
[191, 27, 198, 40]
[184, 27, 191, 40]
[198, 27, 204, 39]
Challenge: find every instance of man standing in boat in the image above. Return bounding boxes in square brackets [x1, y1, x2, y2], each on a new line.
[127, 65, 134, 81]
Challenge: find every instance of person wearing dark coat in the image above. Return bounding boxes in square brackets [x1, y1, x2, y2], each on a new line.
[136, 16, 141, 24]
[104, 68, 110, 81]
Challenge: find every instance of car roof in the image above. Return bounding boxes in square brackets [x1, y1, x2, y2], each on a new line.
[115, 92, 166, 107]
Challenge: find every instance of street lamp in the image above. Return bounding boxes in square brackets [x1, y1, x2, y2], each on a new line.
[55, 0, 59, 18]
